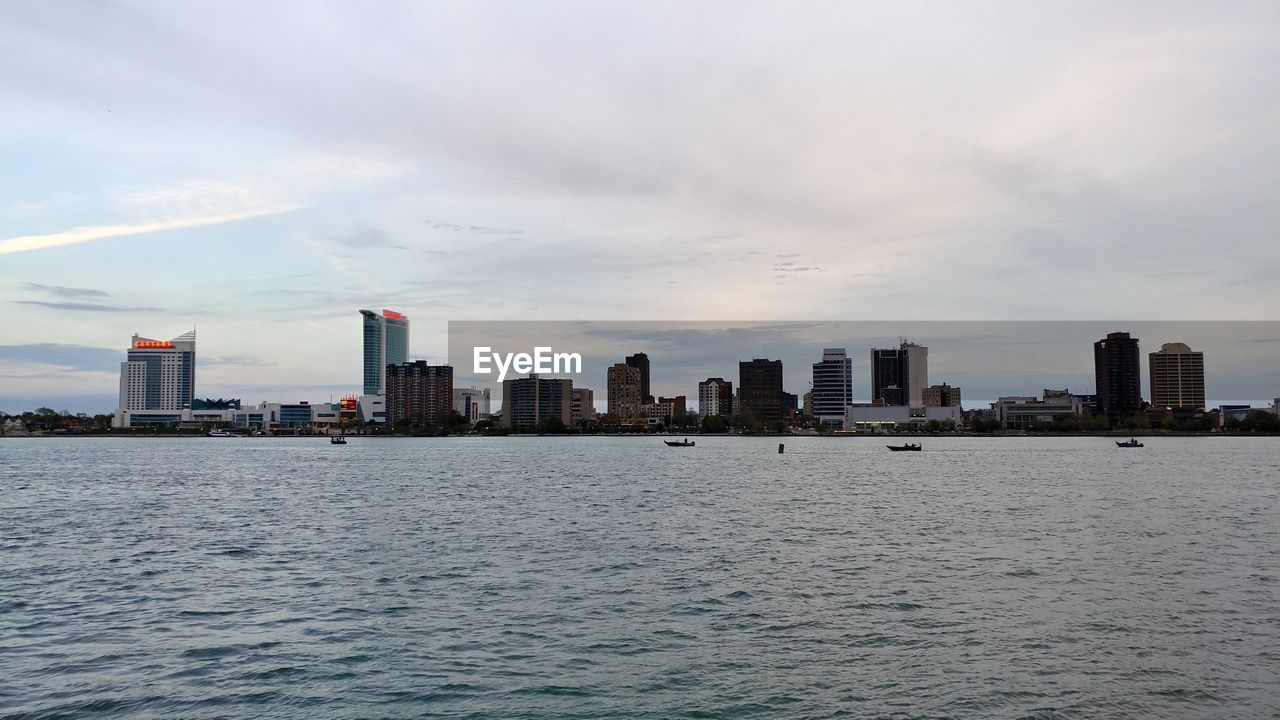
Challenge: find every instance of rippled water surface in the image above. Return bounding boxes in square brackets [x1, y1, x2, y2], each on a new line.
[1, 436, 1278, 719]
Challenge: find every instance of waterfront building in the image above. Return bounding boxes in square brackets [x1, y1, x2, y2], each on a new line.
[922, 383, 962, 408]
[642, 399, 676, 427]
[385, 361, 453, 427]
[812, 348, 853, 427]
[870, 340, 927, 406]
[625, 352, 653, 403]
[360, 309, 409, 396]
[1094, 332, 1142, 423]
[570, 387, 596, 425]
[739, 358, 784, 422]
[1149, 342, 1206, 410]
[454, 386, 492, 423]
[698, 378, 733, 419]
[116, 330, 197, 413]
[991, 390, 1084, 429]
[842, 404, 962, 431]
[502, 374, 573, 429]
[658, 395, 687, 418]
[608, 363, 643, 424]
[192, 398, 240, 410]
[358, 395, 386, 424]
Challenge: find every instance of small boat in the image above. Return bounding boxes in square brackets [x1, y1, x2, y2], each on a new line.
[886, 443, 921, 452]
[664, 439, 695, 447]
[1116, 438, 1143, 448]
[206, 429, 239, 437]
[330, 436, 347, 445]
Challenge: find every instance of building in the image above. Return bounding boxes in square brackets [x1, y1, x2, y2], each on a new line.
[870, 340, 927, 407]
[570, 387, 596, 425]
[1149, 342, 1206, 411]
[643, 398, 677, 427]
[657, 395, 687, 418]
[502, 374, 573, 429]
[454, 387, 492, 423]
[811, 348, 854, 427]
[358, 395, 386, 425]
[360, 309, 409, 396]
[739, 358, 784, 422]
[843, 404, 962, 431]
[608, 363, 643, 424]
[116, 330, 197, 414]
[698, 378, 733, 419]
[922, 383, 962, 408]
[625, 352, 652, 403]
[192, 398, 240, 410]
[1094, 332, 1142, 423]
[385, 361, 453, 427]
[992, 390, 1084, 429]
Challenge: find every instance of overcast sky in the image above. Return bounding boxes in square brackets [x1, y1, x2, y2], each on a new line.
[2, 2, 1278, 412]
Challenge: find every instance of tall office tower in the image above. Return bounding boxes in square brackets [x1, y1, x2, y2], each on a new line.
[385, 361, 453, 427]
[454, 386, 492, 423]
[570, 387, 596, 425]
[1094, 331, 1142, 423]
[870, 340, 927, 406]
[501, 374, 573, 428]
[811, 348, 854, 426]
[117, 330, 197, 411]
[625, 352, 652, 404]
[607, 363, 643, 423]
[1149, 343, 1206, 410]
[360, 309, 409, 395]
[922, 383, 962, 407]
[698, 378, 734, 419]
[739, 358, 784, 422]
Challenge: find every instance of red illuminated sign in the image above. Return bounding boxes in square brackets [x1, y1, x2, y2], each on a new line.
[133, 340, 174, 349]
[340, 396, 359, 410]
[383, 310, 405, 321]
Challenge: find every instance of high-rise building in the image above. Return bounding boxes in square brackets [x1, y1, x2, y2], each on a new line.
[811, 348, 853, 426]
[698, 378, 733, 419]
[454, 386, 492, 423]
[608, 363, 643, 424]
[657, 395, 687, 418]
[502, 374, 573, 428]
[117, 330, 197, 411]
[1149, 343, 1205, 410]
[570, 387, 596, 425]
[870, 341, 927, 406]
[360, 309, 409, 395]
[922, 383, 962, 408]
[385, 361, 452, 427]
[625, 352, 652, 404]
[1094, 331, 1142, 423]
[739, 358, 784, 422]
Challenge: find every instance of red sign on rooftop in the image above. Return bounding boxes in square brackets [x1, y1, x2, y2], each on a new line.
[383, 310, 406, 321]
[133, 340, 174, 349]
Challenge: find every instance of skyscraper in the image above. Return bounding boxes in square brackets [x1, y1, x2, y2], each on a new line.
[698, 378, 734, 419]
[625, 352, 652, 404]
[1094, 331, 1142, 423]
[608, 363, 643, 424]
[502, 374, 573, 429]
[360, 309, 409, 395]
[870, 341, 927, 406]
[811, 348, 853, 426]
[385, 361, 452, 427]
[739, 358, 783, 422]
[117, 330, 197, 411]
[1149, 342, 1205, 410]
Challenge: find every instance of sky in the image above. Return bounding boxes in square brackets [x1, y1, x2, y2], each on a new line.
[1, 1, 1278, 413]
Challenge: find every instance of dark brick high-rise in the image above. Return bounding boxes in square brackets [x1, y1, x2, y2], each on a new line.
[739, 358, 784, 422]
[385, 361, 453, 427]
[1094, 332, 1142, 424]
[625, 352, 652, 404]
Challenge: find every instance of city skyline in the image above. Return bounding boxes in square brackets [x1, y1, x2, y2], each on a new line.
[3, 2, 1280, 412]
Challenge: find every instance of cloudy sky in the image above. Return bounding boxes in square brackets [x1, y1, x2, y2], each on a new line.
[2, 1, 1278, 412]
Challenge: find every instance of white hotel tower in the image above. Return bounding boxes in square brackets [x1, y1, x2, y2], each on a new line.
[117, 330, 197, 411]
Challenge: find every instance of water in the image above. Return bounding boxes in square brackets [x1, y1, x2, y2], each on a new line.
[1, 436, 1277, 719]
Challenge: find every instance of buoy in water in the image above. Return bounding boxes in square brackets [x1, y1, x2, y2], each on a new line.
[778, 443, 785, 454]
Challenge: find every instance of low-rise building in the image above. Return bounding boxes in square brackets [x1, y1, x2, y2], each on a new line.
[454, 387, 492, 423]
[992, 390, 1084, 429]
[570, 387, 596, 425]
[843, 404, 962, 431]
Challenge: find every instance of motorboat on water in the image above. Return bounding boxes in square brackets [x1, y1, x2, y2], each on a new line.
[664, 438, 695, 447]
[1116, 438, 1143, 448]
[206, 429, 239, 437]
[886, 443, 921, 451]
[330, 436, 348, 445]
